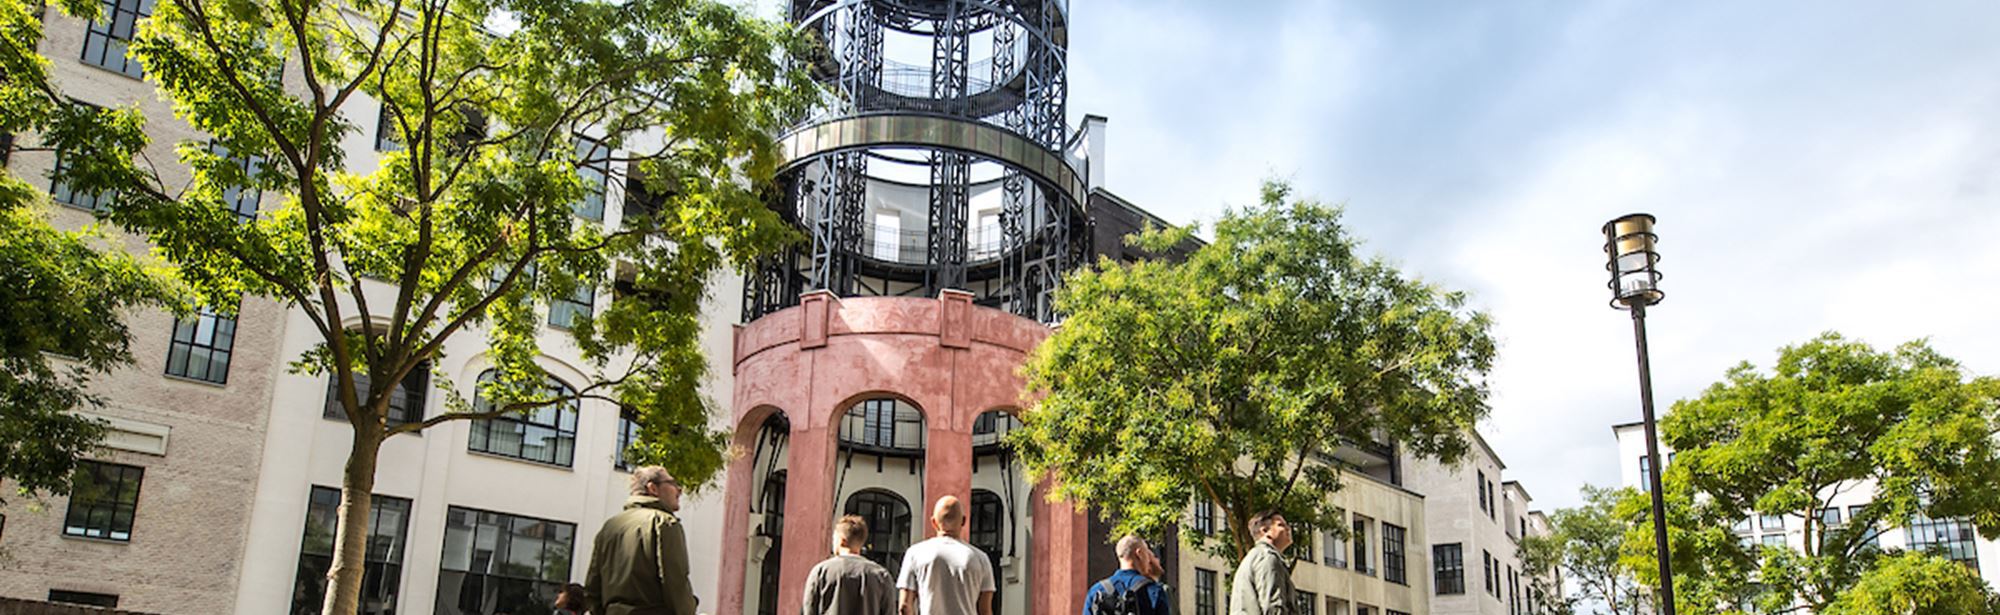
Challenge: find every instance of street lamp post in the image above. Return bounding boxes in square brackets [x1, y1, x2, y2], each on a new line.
[1603, 213, 1676, 615]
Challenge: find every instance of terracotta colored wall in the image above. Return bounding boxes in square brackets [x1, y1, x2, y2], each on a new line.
[718, 291, 1090, 615]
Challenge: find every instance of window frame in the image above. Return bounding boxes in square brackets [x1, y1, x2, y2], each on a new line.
[844, 489, 914, 576]
[436, 506, 577, 615]
[547, 280, 596, 329]
[467, 370, 581, 468]
[323, 361, 432, 429]
[293, 486, 413, 615]
[1351, 516, 1372, 575]
[210, 141, 263, 221]
[1907, 513, 1980, 570]
[614, 407, 640, 471]
[63, 460, 144, 542]
[1433, 543, 1465, 595]
[1382, 523, 1407, 585]
[1194, 568, 1218, 615]
[573, 135, 610, 222]
[79, 0, 150, 78]
[51, 144, 112, 212]
[164, 303, 237, 384]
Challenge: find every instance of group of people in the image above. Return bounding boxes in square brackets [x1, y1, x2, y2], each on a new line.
[575, 466, 1309, 615]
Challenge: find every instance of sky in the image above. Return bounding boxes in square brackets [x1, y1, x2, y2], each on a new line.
[1058, 0, 2000, 511]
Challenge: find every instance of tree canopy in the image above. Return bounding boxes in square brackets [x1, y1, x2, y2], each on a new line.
[1007, 180, 1496, 558]
[2, 0, 812, 609]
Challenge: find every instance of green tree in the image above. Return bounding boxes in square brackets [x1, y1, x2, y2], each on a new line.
[1533, 486, 1647, 615]
[1007, 180, 1496, 559]
[1646, 333, 2000, 613]
[2, 0, 811, 610]
[1823, 552, 2000, 615]
[1517, 528, 1574, 615]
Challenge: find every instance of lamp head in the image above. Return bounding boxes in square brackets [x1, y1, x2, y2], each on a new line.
[1603, 213, 1664, 308]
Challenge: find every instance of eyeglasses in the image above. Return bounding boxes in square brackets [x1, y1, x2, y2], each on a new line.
[653, 478, 681, 489]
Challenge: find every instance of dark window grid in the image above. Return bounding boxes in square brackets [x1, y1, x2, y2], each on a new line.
[1191, 498, 1215, 536]
[1908, 514, 1980, 569]
[842, 399, 924, 451]
[1433, 543, 1464, 595]
[50, 148, 111, 211]
[1297, 592, 1317, 615]
[80, 0, 151, 78]
[63, 461, 143, 541]
[324, 363, 431, 428]
[376, 105, 401, 151]
[208, 142, 262, 220]
[547, 281, 595, 329]
[1382, 523, 1407, 585]
[1194, 569, 1217, 615]
[573, 136, 610, 222]
[1477, 471, 1489, 513]
[969, 490, 1004, 556]
[614, 409, 640, 471]
[48, 591, 119, 609]
[1483, 551, 1495, 595]
[165, 305, 236, 384]
[468, 371, 580, 467]
[437, 507, 577, 615]
[845, 490, 913, 576]
[971, 411, 1019, 448]
[294, 486, 413, 615]
[1351, 518, 1371, 575]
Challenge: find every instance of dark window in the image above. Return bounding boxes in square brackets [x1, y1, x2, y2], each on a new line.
[64, 461, 142, 541]
[1293, 522, 1314, 562]
[1819, 507, 1843, 528]
[1433, 543, 1464, 595]
[1356, 606, 1374, 615]
[969, 490, 1003, 556]
[844, 490, 912, 576]
[622, 160, 668, 223]
[467, 370, 579, 467]
[573, 136, 609, 221]
[51, 147, 111, 212]
[1194, 568, 1217, 615]
[436, 507, 576, 615]
[1382, 523, 1406, 585]
[48, 590, 119, 608]
[165, 304, 236, 384]
[1297, 591, 1317, 615]
[375, 106, 400, 151]
[1488, 480, 1497, 519]
[1478, 471, 1490, 514]
[757, 470, 786, 537]
[1483, 550, 1495, 596]
[323, 362, 431, 428]
[292, 486, 412, 615]
[1191, 498, 1214, 536]
[1908, 514, 1979, 570]
[80, 0, 150, 78]
[614, 408, 640, 471]
[548, 281, 594, 329]
[1351, 517, 1371, 575]
[1508, 567, 1519, 614]
[212, 142, 263, 220]
[840, 398, 923, 452]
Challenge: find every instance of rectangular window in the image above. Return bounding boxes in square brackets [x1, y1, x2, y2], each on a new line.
[1760, 513, 1783, 530]
[1732, 517, 1752, 534]
[165, 304, 236, 384]
[1849, 504, 1881, 548]
[1489, 480, 1498, 519]
[1194, 568, 1217, 615]
[51, 147, 112, 212]
[1508, 567, 1519, 614]
[436, 507, 576, 615]
[1293, 522, 1315, 562]
[548, 281, 595, 329]
[1326, 597, 1348, 615]
[1761, 534, 1785, 547]
[80, 0, 150, 78]
[1482, 550, 1495, 596]
[212, 142, 263, 220]
[48, 590, 119, 608]
[1323, 523, 1347, 568]
[872, 212, 902, 261]
[1355, 606, 1374, 615]
[1297, 592, 1317, 615]
[324, 363, 430, 428]
[293, 486, 412, 615]
[1191, 499, 1214, 536]
[614, 408, 640, 471]
[468, 373, 579, 467]
[1433, 543, 1464, 595]
[573, 136, 609, 221]
[1819, 507, 1843, 528]
[1478, 471, 1489, 513]
[1639, 455, 1652, 492]
[375, 105, 401, 151]
[63, 461, 143, 541]
[1908, 514, 1980, 570]
[1382, 523, 1406, 585]
[1351, 516, 1372, 575]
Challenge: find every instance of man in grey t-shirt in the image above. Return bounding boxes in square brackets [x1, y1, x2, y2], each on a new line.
[897, 496, 995, 615]
[804, 515, 897, 615]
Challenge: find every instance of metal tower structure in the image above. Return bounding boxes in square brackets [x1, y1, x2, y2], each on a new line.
[744, 0, 1091, 324]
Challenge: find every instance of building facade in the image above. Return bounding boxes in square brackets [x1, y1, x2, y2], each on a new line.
[1401, 433, 1557, 615]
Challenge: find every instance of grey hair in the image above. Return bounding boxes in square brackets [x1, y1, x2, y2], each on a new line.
[630, 466, 671, 495]
[1115, 535, 1149, 561]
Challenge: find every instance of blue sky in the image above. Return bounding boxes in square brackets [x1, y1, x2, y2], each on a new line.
[1063, 0, 2000, 510]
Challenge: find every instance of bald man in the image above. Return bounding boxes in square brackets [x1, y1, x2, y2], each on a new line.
[897, 496, 996, 615]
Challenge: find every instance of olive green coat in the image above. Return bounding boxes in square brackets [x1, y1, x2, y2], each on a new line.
[1230, 540, 1299, 615]
[587, 496, 698, 615]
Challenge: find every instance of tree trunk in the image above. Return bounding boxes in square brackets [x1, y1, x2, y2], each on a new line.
[321, 422, 384, 615]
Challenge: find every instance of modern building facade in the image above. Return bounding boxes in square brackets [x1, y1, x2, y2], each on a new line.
[1612, 422, 2000, 588]
[1402, 434, 1558, 615]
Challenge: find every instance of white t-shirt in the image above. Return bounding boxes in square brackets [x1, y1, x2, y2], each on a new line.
[896, 536, 996, 615]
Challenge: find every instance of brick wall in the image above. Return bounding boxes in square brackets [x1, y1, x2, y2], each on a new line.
[0, 597, 159, 615]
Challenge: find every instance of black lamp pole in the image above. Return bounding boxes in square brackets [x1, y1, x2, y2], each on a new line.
[1603, 213, 1675, 615]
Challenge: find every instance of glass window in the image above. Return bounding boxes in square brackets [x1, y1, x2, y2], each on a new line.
[211, 142, 263, 220]
[1191, 498, 1214, 536]
[1819, 507, 1843, 528]
[1908, 514, 1979, 571]
[1760, 513, 1783, 530]
[1761, 534, 1785, 547]
[1639, 455, 1652, 492]
[547, 281, 595, 329]
[324, 362, 431, 428]
[375, 106, 400, 151]
[573, 136, 609, 221]
[1327, 597, 1348, 615]
[64, 461, 143, 541]
[839, 398, 924, 452]
[1433, 543, 1464, 595]
[51, 147, 112, 212]
[1297, 591, 1317, 615]
[1194, 569, 1217, 615]
[80, 0, 150, 78]
[1382, 523, 1407, 585]
[844, 490, 912, 576]
[1351, 516, 1372, 575]
[292, 486, 413, 615]
[435, 507, 576, 615]
[49, 590, 119, 608]
[468, 370, 580, 467]
[1732, 517, 1752, 534]
[614, 408, 640, 471]
[1478, 471, 1490, 512]
[1323, 523, 1347, 568]
[1849, 504, 1882, 549]
[1482, 550, 1495, 596]
[165, 304, 237, 384]
[1293, 522, 1315, 562]
[969, 490, 1004, 557]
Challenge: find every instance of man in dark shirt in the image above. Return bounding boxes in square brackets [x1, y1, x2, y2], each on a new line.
[804, 515, 898, 615]
[1082, 535, 1173, 615]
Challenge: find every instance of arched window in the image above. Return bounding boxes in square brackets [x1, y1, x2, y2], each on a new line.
[971, 410, 1020, 449]
[969, 490, 1004, 554]
[844, 490, 913, 575]
[468, 370, 580, 467]
[839, 398, 924, 453]
[323, 361, 431, 428]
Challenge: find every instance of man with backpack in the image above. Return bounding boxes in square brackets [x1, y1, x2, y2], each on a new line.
[1082, 535, 1174, 615]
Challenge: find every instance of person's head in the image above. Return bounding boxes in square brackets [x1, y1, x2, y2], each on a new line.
[1115, 534, 1155, 571]
[932, 495, 965, 536]
[555, 583, 587, 611]
[1249, 510, 1292, 550]
[834, 514, 870, 553]
[631, 466, 682, 511]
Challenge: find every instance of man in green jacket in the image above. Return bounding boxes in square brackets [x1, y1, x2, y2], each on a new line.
[1229, 510, 1299, 615]
[588, 466, 698, 615]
